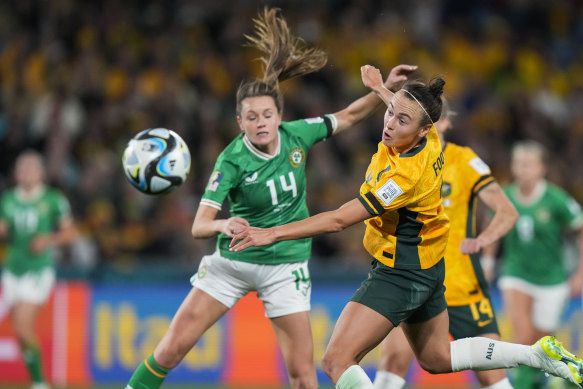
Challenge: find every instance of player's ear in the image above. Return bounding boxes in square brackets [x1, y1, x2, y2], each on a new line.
[236, 116, 244, 132]
[418, 123, 432, 138]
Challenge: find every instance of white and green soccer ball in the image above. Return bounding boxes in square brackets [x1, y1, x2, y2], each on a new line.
[122, 128, 191, 195]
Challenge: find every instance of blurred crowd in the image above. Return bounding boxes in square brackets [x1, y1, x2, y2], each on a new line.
[1, 0, 583, 278]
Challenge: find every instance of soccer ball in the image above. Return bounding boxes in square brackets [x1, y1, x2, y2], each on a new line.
[122, 128, 191, 195]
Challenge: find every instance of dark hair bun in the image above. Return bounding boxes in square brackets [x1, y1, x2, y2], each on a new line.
[428, 78, 445, 100]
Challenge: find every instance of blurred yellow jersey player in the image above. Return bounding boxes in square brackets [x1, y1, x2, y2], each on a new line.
[442, 142, 496, 306]
[359, 124, 449, 270]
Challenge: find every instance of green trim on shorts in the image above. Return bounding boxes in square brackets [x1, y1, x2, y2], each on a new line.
[350, 258, 447, 326]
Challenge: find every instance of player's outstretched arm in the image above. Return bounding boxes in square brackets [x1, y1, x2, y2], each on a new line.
[332, 64, 417, 134]
[229, 199, 370, 252]
[191, 204, 249, 239]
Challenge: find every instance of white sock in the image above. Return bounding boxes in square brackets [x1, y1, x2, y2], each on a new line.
[336, 365, 374, 389]
[451, 337, 535, 371]
[373, 370, 406, 389]
[481, 377, 513, 389]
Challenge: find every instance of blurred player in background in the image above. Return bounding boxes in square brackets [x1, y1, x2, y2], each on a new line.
[0, 150, 76, 389]
[126, 8, 417, 389]
[230, 65, 583, 389]
[482, 140, 583, 389]
[372, 98, 518, 389]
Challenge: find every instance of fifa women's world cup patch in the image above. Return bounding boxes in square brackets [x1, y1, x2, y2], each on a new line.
[469, 157, 491, 175]
[289, 147, 306, 168]
[375, 179, 404, 206]
[207, 171, 224, 191]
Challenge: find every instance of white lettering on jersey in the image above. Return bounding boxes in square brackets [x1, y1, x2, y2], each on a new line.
[375, 179, 403, 206]
[469, 157, 491, 175]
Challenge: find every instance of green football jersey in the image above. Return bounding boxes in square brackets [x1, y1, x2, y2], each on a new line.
[501, 181, 583, 285]
[200, 116, 334, 265]
[0, 187, 72, 275]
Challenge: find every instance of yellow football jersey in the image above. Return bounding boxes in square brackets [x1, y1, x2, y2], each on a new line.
[441, 143, 495, 306]
[358, 127, 450, 270]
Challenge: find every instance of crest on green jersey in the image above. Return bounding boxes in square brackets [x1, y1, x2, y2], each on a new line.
[289, 147, 305, 168]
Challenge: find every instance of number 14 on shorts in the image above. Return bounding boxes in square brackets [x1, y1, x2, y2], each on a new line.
[292, 268, 310, 296]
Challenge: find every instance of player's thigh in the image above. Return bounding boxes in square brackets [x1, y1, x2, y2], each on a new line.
[325, 301, 394, 365]
[401, 310, 451, 374]
[270, 311, 315, 371]
[155, 287, 229, 365]
[499, 277, 534, 329]
[256, 261, 311, 319]
[447, 297, 500, 340]
[2, 268, 55, 307]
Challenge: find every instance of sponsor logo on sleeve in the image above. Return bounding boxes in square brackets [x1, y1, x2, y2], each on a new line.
[469, 157, 491, 175]
[207, 171, 224, 192]
[375, 179, 403, 206]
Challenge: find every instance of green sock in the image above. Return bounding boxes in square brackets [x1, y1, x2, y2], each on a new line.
[513, 365, 546, 389]
[22, 344, 44, 383]
[127, 354, 170, 389]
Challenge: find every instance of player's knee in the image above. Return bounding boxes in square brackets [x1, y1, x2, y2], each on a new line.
[385, 355, 411, 377]
[153, 343, 189, 369]
[287, 368, 317, 389]
[416, 350, 451, 374]
[321, 349, 342, 379]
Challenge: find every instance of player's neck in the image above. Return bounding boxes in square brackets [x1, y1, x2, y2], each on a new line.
[16, 184, 45, 202]
[516, 180, 546, 205]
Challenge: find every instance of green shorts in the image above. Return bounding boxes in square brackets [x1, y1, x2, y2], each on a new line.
[350, 258, 447, 326]
[448, 297, 500, 339]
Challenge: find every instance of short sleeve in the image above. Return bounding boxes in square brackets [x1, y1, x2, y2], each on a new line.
[200, 156, 240, 211]
[359, 171, 414, 216]
[463, 148, 495, 195]
[54, 191, 72, 221]
[557, 190, 583, 229]
[281, 115, 335, 149]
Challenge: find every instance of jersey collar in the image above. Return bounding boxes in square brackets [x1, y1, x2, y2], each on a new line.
[242, 131, 281, 160]
[514, 179, 547, 206]
[15, 185, 46, 202]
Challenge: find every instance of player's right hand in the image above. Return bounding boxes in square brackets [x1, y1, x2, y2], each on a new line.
[222, 217, 249, 237]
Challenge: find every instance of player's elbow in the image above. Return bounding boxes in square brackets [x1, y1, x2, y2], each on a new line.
[506, 205, 519, 227]
[326, 212, 350, 233]
[191, 223, 204, 239]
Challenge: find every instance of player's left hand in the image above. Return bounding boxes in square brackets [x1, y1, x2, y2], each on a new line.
[459, 237, 485, 255]
[385, 64, 418, 90]
[361, 65, 384, 90]
[29, 234, 52, 255]
[229, 226, 276, 252]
